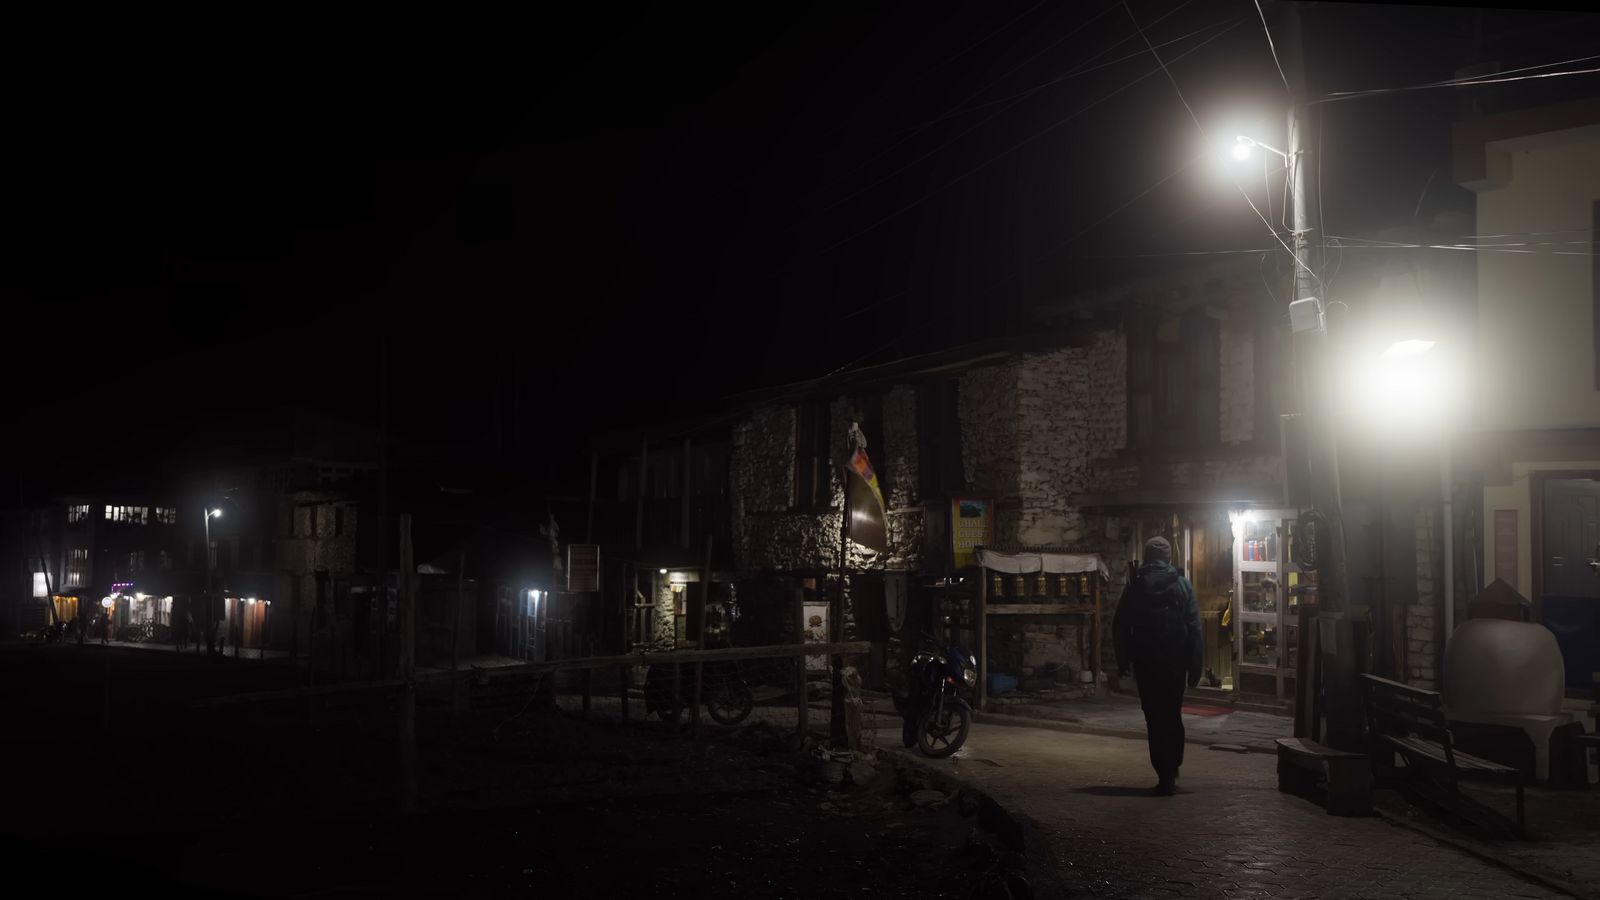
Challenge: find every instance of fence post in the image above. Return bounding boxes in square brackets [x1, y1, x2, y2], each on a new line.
[672, 662, 683, 728]
[619, 665, 631, 720]
[795, 654, 809, 738]
[691, 661, 703, 734]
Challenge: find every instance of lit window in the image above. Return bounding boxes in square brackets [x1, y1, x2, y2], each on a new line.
[33, 572, 47, 598]
[105, 505, 112, 520]
[66, 548, 89, 587]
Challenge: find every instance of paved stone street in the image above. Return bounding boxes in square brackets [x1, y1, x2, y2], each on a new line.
[878, 723, 1570, 900]
[980, 690, 1293, 752]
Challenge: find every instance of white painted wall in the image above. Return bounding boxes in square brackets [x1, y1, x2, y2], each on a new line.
[1475, 132, 1600, 431]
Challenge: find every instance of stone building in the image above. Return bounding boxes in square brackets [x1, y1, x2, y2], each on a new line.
[727, 253, 1297, 695]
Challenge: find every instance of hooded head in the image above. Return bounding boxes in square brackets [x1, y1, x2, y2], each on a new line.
[1143, 535, 1172, 564]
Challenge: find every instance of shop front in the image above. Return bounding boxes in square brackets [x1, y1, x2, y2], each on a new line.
[1229, 509, 1317, 701]
[1077, 491, 1308, 708]
[222, 596, 271, 655]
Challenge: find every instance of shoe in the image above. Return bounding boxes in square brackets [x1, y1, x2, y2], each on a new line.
[1153, 782, 1177, 796]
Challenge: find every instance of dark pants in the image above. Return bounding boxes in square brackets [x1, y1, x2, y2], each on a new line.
[1135, 664, 1187, 784]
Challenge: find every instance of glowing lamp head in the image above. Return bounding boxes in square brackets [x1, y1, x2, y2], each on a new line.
[1381, 339, 1436, 361]
[1230, 137, 1254, 161]
[659, 568, 668, 575]
[209, 508, 222, 519]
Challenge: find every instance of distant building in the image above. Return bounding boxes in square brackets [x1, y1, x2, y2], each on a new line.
[6, 493, 189, 639]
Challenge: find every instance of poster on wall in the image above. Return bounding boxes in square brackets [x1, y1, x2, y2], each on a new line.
[950, 497, 993, 569]
[803, 602, 830, 672]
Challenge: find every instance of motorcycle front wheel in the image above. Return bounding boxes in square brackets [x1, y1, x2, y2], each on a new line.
[917, 701, 970, 758]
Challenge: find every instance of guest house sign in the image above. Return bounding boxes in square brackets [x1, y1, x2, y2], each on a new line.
[950, 497, 992, 569]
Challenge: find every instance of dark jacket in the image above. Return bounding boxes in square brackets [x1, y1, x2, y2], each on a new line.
[1112, 561, 1203, 683]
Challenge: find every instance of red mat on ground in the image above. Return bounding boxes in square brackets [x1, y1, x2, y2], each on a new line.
[1180, 705, 1231, 717]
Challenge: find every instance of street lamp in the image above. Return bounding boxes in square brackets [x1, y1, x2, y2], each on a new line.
[204, 507, 223, 655]
[1230, 135, 1290, 165]
[1361, 338, 1458, 642]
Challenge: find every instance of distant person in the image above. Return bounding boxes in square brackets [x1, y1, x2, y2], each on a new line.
[1113, 536, 1203, 796]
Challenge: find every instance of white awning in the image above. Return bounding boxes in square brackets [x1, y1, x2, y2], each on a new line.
[975, 548, 1110, 580]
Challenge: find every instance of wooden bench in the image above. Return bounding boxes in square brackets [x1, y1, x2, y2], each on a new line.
[1275, 737, 1373, 815]
[1361, 674, 1525, 835]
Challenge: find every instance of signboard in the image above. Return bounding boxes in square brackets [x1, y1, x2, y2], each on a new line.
[950, 497, 993, 569]
[1493, 510, 1518, 588]
[566, 544, 600, 593]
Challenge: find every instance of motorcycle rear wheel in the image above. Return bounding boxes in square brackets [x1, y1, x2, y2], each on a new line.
[707, 684, 754, 725]
[917, 703, 970, 758]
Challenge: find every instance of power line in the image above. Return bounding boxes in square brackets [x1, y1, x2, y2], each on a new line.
[900, 6, 1217, 136]
[925, 0, 1052, 76]
[817, 17, 1245, 256]
[1123, 0, 1206, 135]
[645, 149, 1229, 447]
[844, 1, 1126, 182]
[1312, 53, 1600, 104]
[1122, 0, 1322, 291]
[828, 4, 1216, 215]
[1251, 0, 1292, 94]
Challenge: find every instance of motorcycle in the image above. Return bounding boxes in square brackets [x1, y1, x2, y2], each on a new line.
[894, 632, 977, 758]
[644, 660, 755, 726]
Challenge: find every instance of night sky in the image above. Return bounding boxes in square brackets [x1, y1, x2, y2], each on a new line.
[9, 2, 1599, 497]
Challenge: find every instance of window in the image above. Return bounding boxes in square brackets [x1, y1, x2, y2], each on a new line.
[154, 507, 176, 525]
[916, 379, 964, 499]
[1126, 309, 1222, 451]
[127, 551, 144, 574]
[159, 550, 172, 571]
[67, 504, 91, 524]
[66, 548, 89, 587]
[794, 400, 831, 509]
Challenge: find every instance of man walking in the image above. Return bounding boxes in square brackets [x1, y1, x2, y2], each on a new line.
[1113, 536, 1203, 795]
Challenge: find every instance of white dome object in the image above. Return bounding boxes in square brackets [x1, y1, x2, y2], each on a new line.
[1441, 618, 1566, 717]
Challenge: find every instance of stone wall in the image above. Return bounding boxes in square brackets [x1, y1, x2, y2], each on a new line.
[1408, 508, 1440, 689]
[1220, 312, 1256, 445]
[988, 616, 1098, 679]
[652, 580, 677, 650]
[731, 387, 926, 643]
[731, 406, 795, 516]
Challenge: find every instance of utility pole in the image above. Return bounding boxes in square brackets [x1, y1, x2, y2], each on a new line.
[397, 513, 416, 814]
[1282, 2, 1360, 750]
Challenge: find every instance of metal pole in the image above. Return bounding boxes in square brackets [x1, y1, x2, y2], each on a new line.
[586, 450, 598, 545]
[1441, 434, 1455, 652]
[204, 509, 214, 656]
[977, 564, 988, 710]
[681, 439, 692, 550]
[832, 467, 848, 747]
[397, 513, 416, 815]
[635, 440, 647, 550]
[1284, 2, 1359, 751]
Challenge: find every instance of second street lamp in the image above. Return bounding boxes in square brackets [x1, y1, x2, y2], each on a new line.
[204, 507, 222, 655]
